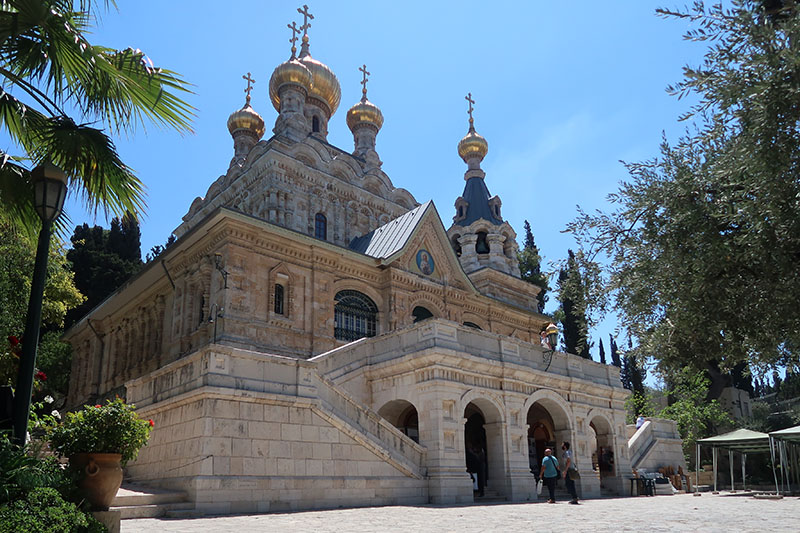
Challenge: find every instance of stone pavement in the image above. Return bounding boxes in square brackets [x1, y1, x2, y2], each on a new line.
[122, 493, 799, 533]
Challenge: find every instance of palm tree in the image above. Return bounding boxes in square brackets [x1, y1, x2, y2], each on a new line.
[0, 0, 194, 234]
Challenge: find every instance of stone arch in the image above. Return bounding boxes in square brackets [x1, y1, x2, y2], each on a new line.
[588, 410, 618, 490]
[378, 399, 420, 444]
[461, 312, 488, 331]
[460, 390, 507, 499]
[408, 297, 444, 322]
[524, 390, 574, 477]
[391, 188, 416, 210]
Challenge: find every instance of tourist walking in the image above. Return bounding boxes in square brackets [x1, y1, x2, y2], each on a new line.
[562, 441, 579, 504]
[540, 448, 559, 503]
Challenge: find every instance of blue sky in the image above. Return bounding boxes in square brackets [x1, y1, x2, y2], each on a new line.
[55, 1, 707, 369]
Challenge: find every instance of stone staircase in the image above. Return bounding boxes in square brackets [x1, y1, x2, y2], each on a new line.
[111, 483, 197, 519]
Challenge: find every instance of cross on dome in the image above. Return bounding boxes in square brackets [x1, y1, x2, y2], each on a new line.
[298, 4, 313, 36]
[465, 92, 475, 131]
[287, 21, 301, 58]
[243, 72, 255, 105]
[359, 64, 370, 101]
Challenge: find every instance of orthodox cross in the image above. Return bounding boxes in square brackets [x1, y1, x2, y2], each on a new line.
[465, 92, 475, 123]
[298, 4, 314, 36]
[287, 21, 301, 57]
[243, 72, 255, 105]
[359, 64, 370, 99]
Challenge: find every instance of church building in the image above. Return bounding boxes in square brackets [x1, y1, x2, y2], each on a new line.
[64, 7, 636, 514]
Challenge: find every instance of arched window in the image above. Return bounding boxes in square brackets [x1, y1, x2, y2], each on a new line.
[315, 213, 327, 240]
[274, 284, 284, 315]
[312, 115, 320, 133]
[412, 306, 434, 323]
[451, 235, 462, 257]
[334, 290, 377, 342]
[476, 231, 490, 254]
[463, 321, 482, 330]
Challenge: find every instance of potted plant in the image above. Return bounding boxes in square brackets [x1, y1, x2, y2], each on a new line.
[49, 398, 154, 510]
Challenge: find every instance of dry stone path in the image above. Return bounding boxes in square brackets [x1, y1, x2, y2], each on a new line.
[122, 493, 799, 532]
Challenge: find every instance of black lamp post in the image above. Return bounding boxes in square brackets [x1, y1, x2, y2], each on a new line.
[12, 162, 68, 446]
[542, 323, 559, 372]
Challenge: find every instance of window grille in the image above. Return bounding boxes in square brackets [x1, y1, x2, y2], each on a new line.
[315, 213, 327, 240]
[334, 290, 377, 342]
[274, 284, 284, 315]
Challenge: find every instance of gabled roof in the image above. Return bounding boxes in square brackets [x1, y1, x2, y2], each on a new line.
[349, 201, 432, 259]
[454, 177, 502, 226]
[770, 424, 800, 443]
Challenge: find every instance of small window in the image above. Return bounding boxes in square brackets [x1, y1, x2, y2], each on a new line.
[458, 206, 464, 218]
[315, 213, 327, 240]
[464, 322, 482, 330]
[274, 284, 285, 315]
[312, 115, 320, 133]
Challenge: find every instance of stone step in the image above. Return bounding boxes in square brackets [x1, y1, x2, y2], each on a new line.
[113, 484, 188, 506]
[165, 508, 205, 519]
[113, 502, 195, 520]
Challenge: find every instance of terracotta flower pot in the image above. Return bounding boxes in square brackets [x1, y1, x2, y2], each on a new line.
[71, 453, 123, 510]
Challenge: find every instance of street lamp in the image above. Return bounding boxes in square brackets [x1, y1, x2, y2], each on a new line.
[541, 323, 559, 372]
[12, 162, 68, 446]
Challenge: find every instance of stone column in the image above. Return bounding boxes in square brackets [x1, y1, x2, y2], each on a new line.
[418, 390, 473, 504]
[487, 233, 507, 273]
[505, 409, 537, 502]
[457, 234, 479, 273]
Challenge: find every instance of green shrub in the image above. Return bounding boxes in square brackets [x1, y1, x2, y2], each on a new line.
[0, 438, 72, 504]
[0, 487, 106, 533]
[49, 398, 153, 466]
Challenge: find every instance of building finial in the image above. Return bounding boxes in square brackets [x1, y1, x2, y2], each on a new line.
[359, 64, 370, 102]
[243, 72, 256, 106]
[287, 21, 301, 59]
[298, 4, 314, 57]
[465, 92, 475, 132]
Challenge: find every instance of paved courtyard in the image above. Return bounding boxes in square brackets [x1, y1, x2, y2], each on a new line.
[122, 493, 799, 533]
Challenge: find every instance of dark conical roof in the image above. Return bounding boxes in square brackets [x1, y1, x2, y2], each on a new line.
[454, 177, 502, 226]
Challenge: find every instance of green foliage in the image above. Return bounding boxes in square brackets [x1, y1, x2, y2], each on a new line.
[517, 220, 549, 313]
[659, 368, 733, 459]
[624, 391, 656, 423]
[49, 398, 153, 465]
[0, 0, 194, 237]
[65, 215, 142, 327]
[0, 437, 72, 504]
[621, 351, 646, 393]
[566, 0, 800, 373]
[0, 222, 83, 339]
[33, 332, 72, 401]
[556, 250, 591, 359]
[0, 487, 105, 533]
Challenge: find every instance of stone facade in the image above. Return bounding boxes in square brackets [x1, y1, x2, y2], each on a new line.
[64, 12, 641, 514]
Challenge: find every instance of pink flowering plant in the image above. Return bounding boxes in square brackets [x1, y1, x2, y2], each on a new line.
[48, 398, 154, 466]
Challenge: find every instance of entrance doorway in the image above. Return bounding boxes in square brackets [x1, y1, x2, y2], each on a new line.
[463, 400, 505, 499]
[526, 399, 571, 479]
[590, 416, 616, 490]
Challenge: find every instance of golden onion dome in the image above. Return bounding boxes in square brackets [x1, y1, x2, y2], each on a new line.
[227, 103, 265, 138]
[268, 58, 313, 111]
[298, 54, 341, 116]
[346, 97, 383, 131]
[458, 127, 488, 162]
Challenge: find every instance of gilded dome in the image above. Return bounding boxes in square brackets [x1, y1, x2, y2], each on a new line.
[268, 58, 313, 111]
[227, 103, 265, 138]
[299, 54, 341, 116]
[346, 98, 383, 131]
[458, 127, 488, 162]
